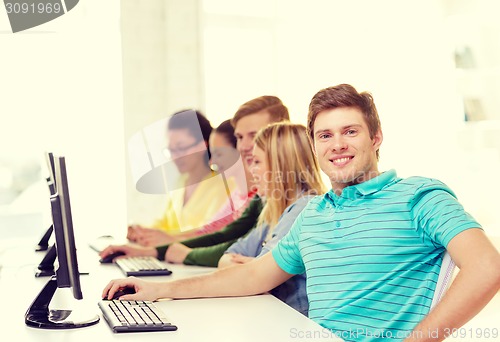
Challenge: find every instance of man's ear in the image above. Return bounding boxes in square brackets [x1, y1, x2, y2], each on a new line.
[372, 129, 383, 151]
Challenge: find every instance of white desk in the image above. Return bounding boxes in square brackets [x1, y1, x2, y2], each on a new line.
[0, 238, 340, 342]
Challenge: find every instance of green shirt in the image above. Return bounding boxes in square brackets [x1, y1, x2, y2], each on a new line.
[156, 195, 263, 267]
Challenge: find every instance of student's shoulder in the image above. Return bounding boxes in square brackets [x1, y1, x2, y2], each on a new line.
[400, 176, 456, 198]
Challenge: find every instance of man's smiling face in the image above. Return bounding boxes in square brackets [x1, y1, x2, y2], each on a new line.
[313, 107, 382, 192]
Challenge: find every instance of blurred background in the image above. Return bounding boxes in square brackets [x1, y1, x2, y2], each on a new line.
[1, 0, 499, 245]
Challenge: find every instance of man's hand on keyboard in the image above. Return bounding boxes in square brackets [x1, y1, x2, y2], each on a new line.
[102, 276, 162, 301]
[99, 244, 157, 261]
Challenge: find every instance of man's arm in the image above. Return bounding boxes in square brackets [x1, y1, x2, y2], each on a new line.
[103, 252, 293, 301]
[406, 228, 500, 341]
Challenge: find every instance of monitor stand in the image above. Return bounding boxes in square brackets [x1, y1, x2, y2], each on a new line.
[35, 245, 89, 277]
[25, 276, 100, 329]
[35, 244, 57, 277]
[35, 225, 53, 252]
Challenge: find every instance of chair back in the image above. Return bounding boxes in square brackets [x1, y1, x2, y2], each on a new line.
[430, 251, 455, 309]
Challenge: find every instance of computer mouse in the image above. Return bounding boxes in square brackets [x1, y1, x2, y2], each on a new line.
[99, 251, 126, 264]
[103, 286, 136, 301]
[110, 287, 136, 300]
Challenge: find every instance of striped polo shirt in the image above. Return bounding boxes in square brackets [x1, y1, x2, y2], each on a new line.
[272, 170, 480, 341]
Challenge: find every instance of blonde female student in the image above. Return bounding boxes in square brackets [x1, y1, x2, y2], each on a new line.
[217, 122, 326, 315]
[105, 122, 326, 316]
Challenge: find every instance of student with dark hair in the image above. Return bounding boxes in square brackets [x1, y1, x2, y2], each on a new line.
[130, 119, 249, 246]
[194, 119, 249, 235]
[127, 110, 231, 243]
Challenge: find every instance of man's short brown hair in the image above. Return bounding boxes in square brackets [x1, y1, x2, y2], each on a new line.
[231, 95, 290, 127]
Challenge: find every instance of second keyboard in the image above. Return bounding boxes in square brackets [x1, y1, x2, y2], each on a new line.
[115, 257, 173, 276]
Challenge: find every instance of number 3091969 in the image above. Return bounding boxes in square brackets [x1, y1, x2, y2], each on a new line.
[5, 2, 62, 14]
[444, 328, 498, 339]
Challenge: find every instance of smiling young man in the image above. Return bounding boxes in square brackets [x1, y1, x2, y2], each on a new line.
[103, 84, 500, 342]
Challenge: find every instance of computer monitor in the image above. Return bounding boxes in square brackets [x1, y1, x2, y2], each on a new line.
[35, 152, 91, 277]
[35, 152, 56, 252]
[25, 156, 99, 329]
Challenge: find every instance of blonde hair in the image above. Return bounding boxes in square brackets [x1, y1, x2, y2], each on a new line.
[254, 122, 326, 230]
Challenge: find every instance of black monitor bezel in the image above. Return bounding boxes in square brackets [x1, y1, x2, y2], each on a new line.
[53, 156, 83, 299]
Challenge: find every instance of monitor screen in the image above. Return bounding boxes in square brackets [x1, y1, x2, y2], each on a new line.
[25, 155, 99, 329]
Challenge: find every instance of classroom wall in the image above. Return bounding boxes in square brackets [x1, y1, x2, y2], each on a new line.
[0, 0, 127, 241]
[120, 0, 204, 226]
